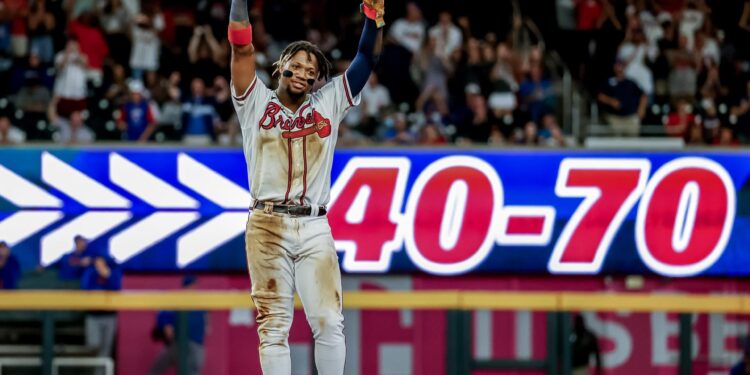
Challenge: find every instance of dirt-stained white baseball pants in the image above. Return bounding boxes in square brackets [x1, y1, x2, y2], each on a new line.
[245, 209, 345, 375]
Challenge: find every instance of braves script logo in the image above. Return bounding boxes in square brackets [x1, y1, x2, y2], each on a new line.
[258, 102, 332, 139]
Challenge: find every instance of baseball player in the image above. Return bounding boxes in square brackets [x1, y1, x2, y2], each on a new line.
[227, 0, 384, 374]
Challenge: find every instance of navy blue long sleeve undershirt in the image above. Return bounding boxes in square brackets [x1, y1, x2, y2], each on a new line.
[345, 18, 380, 98]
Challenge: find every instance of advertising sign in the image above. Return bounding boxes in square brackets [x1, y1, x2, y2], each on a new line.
[0, 148, 747, 276]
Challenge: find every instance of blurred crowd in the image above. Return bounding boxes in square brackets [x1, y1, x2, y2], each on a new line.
[0, 0, 747, 147]
[561, 0, 750, 145]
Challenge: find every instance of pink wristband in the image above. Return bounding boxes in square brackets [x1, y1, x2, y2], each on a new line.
[361, 3, 378, 21]
[228, 24, 253, 46]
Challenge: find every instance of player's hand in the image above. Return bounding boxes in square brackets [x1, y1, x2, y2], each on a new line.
[362, 0, 385, 28]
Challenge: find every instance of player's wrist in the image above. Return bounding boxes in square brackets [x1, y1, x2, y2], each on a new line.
[361, 1, 385, 28]
[361, 3, 378, 21]
[228, 22, 253, 46]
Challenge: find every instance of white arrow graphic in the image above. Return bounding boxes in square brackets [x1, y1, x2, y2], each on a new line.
[42, 152, 131, 209]
[110, 212, 199, 263]
[0, 211, 64, 246]
[176, 212, 247, 267]
[177, 153, 252, 209]
[0, 164, 62, 208]
[41, 211, 132, 266]
[110, 153, 199, 209]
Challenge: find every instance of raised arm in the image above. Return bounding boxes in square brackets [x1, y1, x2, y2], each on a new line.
[345, 1, 385, 97]
[229, 0, 256, 95]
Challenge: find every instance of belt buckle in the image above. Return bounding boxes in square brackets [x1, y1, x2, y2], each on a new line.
[263, 202, 273, 215]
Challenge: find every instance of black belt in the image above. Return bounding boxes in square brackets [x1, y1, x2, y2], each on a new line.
[252, 201, 327, 217]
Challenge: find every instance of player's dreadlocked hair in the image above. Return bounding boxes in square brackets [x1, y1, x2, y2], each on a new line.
[273, 41, 333, 82]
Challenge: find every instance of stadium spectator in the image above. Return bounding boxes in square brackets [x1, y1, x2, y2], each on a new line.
[488, 125, 504, 145]
[651, 18, 677, 100]
[0, 241, 20, 289]
[52, 37, 88, 119]
[731, 79, 750, 143]
[571, 314, 602, 375]
[117, 79, 156, 142]
[489, 42, 519, 96]
[380, 112, 415, 145]
[575, 0, 604, 31]
[388, 2, 425, 56]
[148, 69, 180, 104]
[715, 126, 741, 147]
[306, 27, 337, 56]
[186, 24, 225, 85]
[730, 338, 750, 375]
[490, 107, 523, 144]
[4, 0, 28, 59]
[462, 38, 493, 97]
[148, 275, 207, 375]
[359, 73, 392, 136]
[520, 121, 539, 146]
[698, 62, 723, 102]
[617, 26, 655, 97]
[378, 2, 424, 108]
[10, 50, 50, 95]
[0, 43, 11, 99]
[539, 113, 566, 147]
[418, 122, 446, 145]
[104, 63, 129, 106]
[13, 68, 52, 123]
[212, 76, 239, 146]
[52, 102, 95, 144]
[27, 0, 55, 64]
[428, 11, 462, 60]
[0, 98, 24, 144]
[181, 77, 218, 145]
[694, 23, 720, 68]
[685, 120, 705, 145]
[597, 60, 648, 136]
[338, 122, 369, 147]
[518, 63, 555, 123]
[699, 99, 722, 143]
[664, 98, 698, 139]
[81, 250, 122, 375]
[667, 34, 698, 102]
[144, 70, 160, 98]
[457, 83, 493, 143]
[414, 35, 451, 116]
[130, 9, 164, 80]
[627, 0, 668, 47]
[56, 234, 92, 281]
[678, 0, 708, 50]
[510, 12, 544, 77]
[154, 71, 183, 139]
[99, 0, 132, 66]
[68, 11, 109, 86]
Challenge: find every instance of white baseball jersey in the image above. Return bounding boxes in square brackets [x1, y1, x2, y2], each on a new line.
[232, 73, 361, 207]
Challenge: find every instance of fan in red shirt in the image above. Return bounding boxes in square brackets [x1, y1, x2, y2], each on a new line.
[576, 0, 604, 30]
[713, 127, 741, 147]
[68, 12, 109, 85]
[664, 99, 698, 138]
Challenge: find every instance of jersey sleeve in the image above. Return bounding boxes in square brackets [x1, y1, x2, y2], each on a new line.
[313, 74, 362, 127]
[231, 75, 271, 131]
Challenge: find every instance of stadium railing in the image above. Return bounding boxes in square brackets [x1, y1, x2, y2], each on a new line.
[0, 290, 745, 375]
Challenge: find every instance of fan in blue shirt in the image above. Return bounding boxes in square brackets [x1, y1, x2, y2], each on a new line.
[56, 235, 92, 281]
[0, 241, 20, 290]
